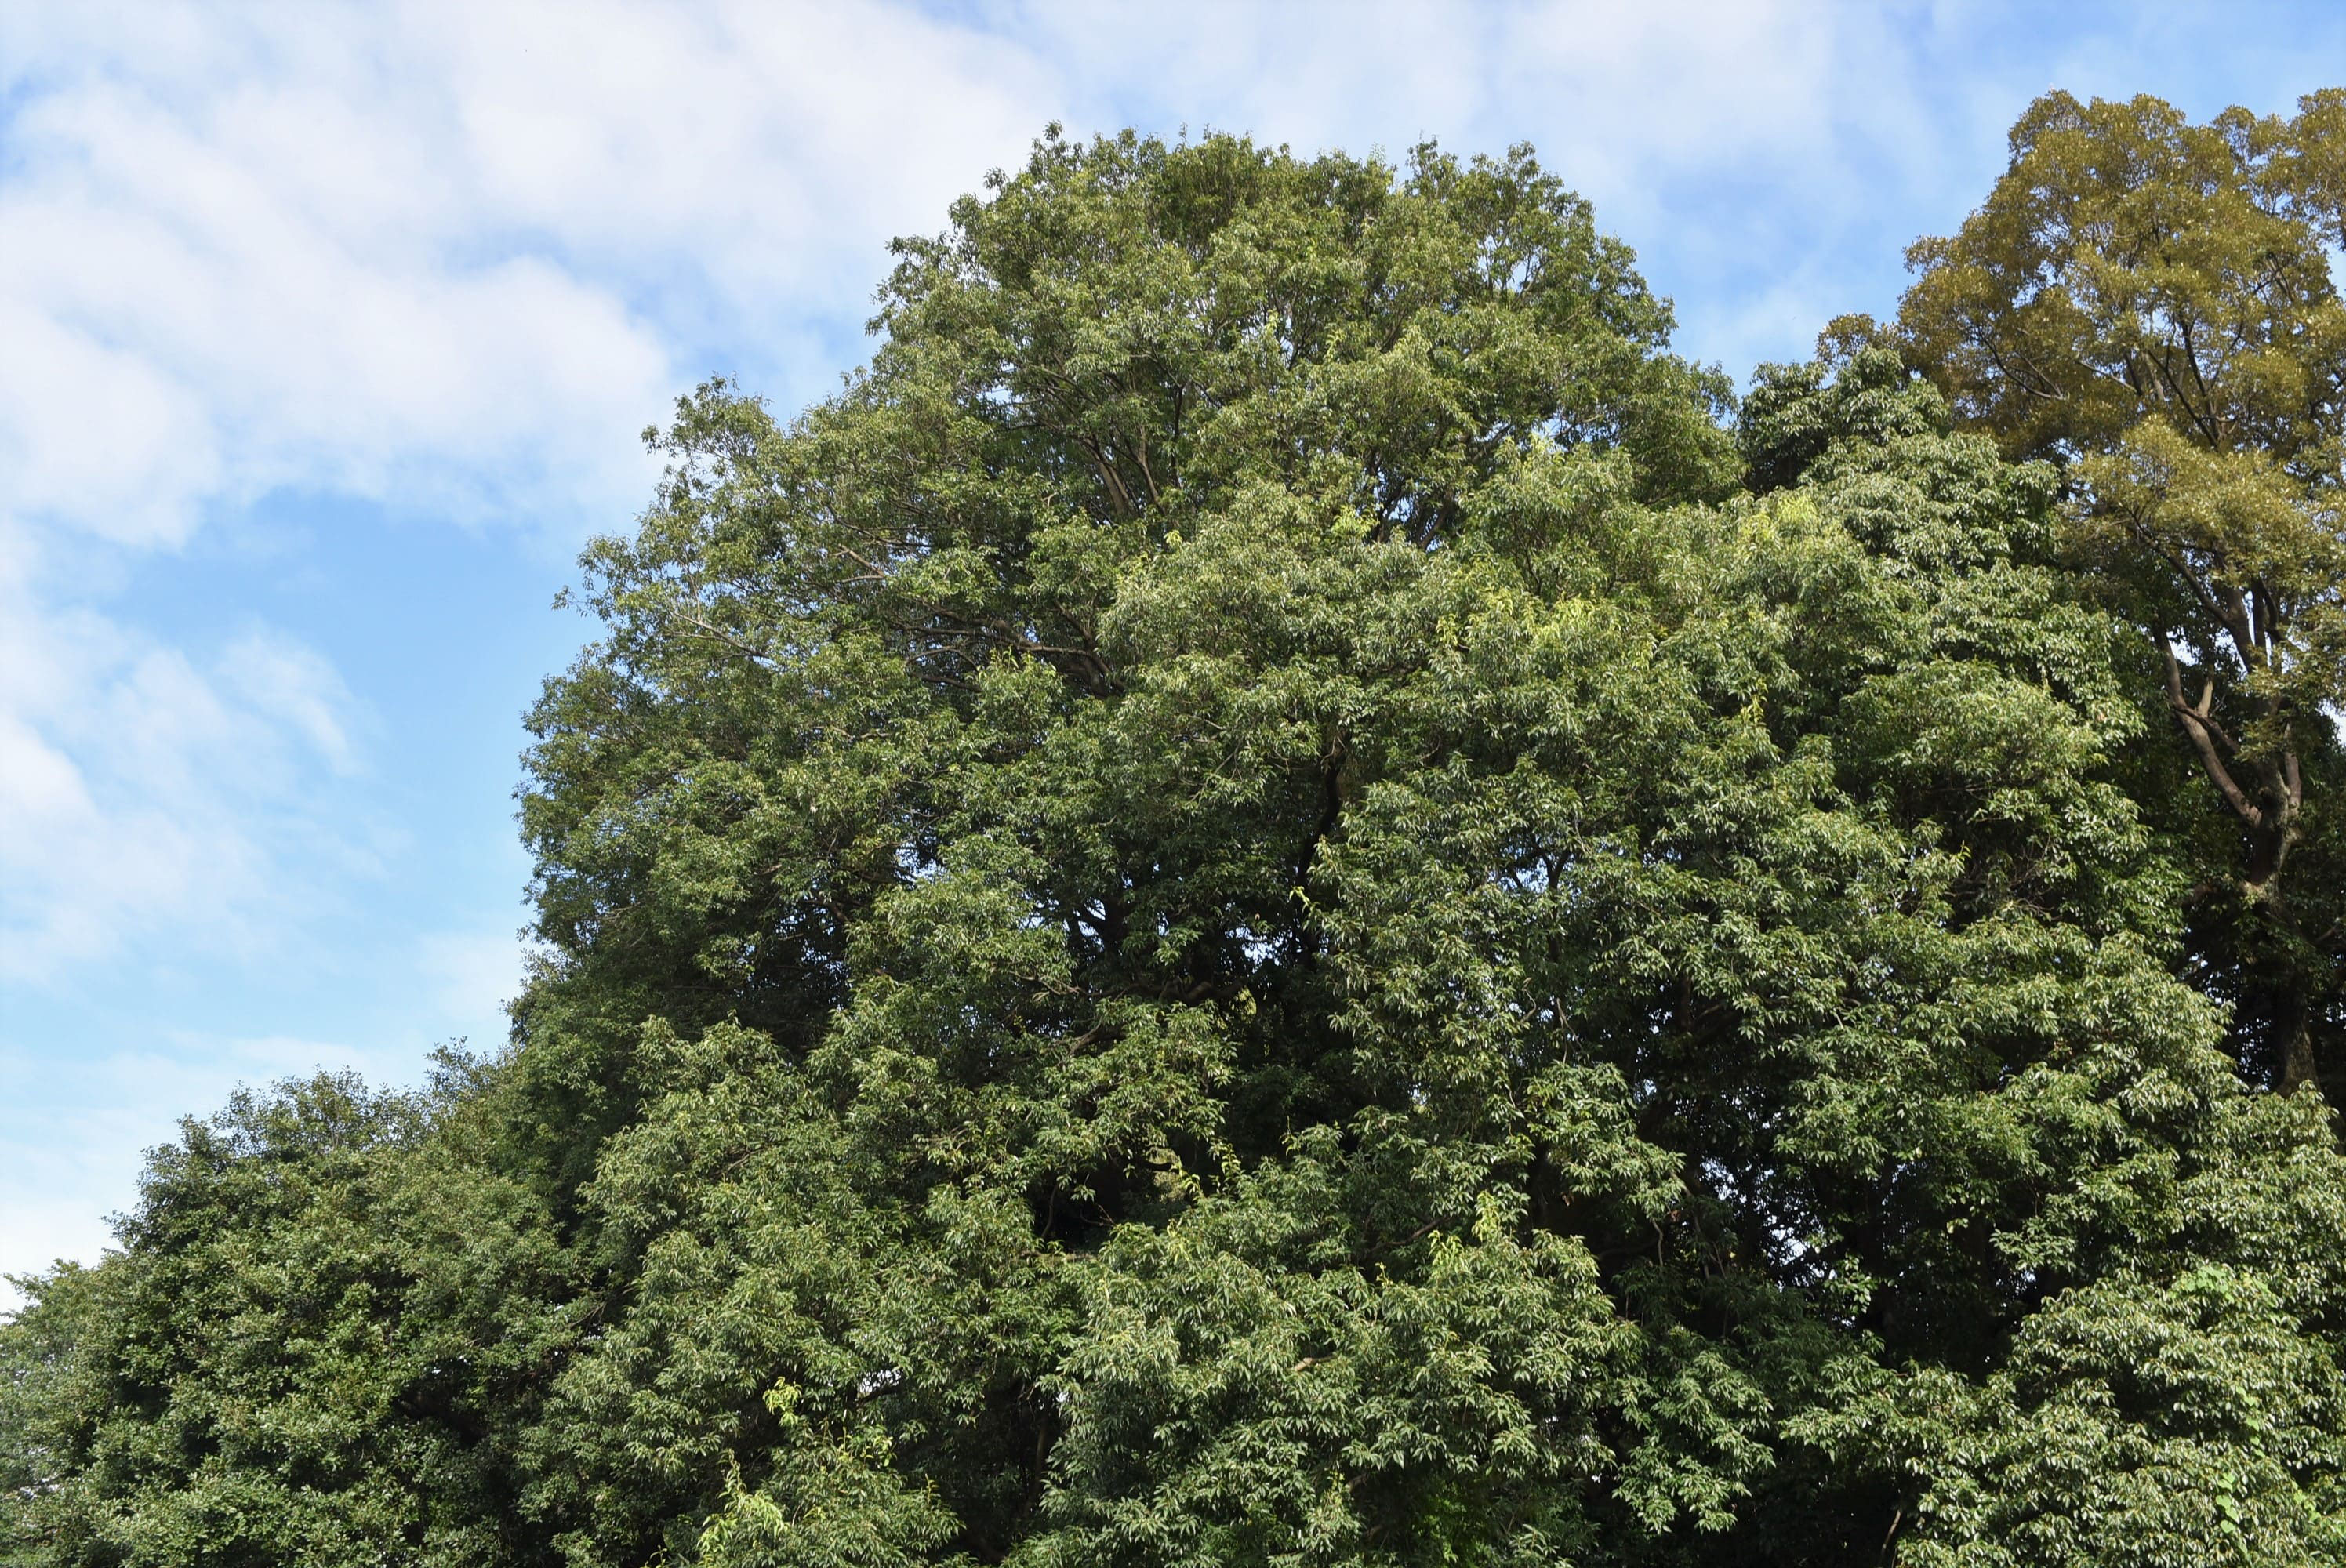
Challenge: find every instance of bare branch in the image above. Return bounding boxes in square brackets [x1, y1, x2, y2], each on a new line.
[663, 605, 781, 666]
[2164, 639, 2263, 827]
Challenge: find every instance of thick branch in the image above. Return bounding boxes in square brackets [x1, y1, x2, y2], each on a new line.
[2164, 639, 2263, 827]
[2141, 532, 2239, 646]
[2217, 583, 2261, 667]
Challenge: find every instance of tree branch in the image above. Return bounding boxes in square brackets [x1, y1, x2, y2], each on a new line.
[2164, 639, 2263, 827]
[663, 605, 781, 666]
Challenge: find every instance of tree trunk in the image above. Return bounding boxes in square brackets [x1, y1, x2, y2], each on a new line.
[2251, 872, 2323, 1104]
[2282, 1000, 2322, 1097]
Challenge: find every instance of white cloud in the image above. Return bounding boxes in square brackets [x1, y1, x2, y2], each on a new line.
[217, 630, 363, 775]
[0, 0, 1089, 985]
[0, 299, 222, 549]
[0, 19, 676, 535]
[0, 545, 376, 978]
[921, 1, 1978, 377]
[417, 925, 531, 1036]
[429, 0, 1057, 298]
[1, 0, 1987, 565]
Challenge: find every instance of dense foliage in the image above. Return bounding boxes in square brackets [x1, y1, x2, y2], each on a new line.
[1894, 89, 2346, 1092]
[9, 103, 2346, 1566]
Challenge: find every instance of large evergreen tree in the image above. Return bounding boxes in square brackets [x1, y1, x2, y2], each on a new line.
[8, 122, 2346, 1568]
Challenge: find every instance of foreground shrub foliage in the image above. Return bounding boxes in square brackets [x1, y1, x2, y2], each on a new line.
[9, 113, 2346, 1566]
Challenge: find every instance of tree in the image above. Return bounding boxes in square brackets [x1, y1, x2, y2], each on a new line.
[0, 1070, 572, 1568]
[1896, 89, 2346, 1094]
[496, 130, 2346, 1563]
[9, 125, 2346, 1568]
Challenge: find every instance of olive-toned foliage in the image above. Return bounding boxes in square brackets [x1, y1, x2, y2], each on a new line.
[1896, 89, 2346, 1094]
[9, 125, 2346, 1568]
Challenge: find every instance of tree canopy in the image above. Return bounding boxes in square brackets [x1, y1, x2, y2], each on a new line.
[9, 111, 2346, 1568]
[1895, 89, 2346, 1092]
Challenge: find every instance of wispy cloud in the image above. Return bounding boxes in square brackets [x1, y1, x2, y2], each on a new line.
[416, 924, 532, 1032]
[0, 559, 376, 978]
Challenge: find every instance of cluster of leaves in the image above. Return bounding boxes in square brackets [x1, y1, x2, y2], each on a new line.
[1895, 89, 2346, 1091]
[9, 119, 2346, 1566]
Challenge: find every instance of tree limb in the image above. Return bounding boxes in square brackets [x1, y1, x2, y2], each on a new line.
[2164, 639, 2263, 826]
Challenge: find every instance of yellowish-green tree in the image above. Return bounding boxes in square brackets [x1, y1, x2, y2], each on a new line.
[1899, 90, 2346, 1093]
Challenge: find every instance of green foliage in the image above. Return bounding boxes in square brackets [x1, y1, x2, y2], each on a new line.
[0, 1066, 576, 1567]
[1895, 89, 2346, 1093]
[9, 122, 2346, 1567]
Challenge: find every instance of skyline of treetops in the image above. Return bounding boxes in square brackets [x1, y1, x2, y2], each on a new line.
[6, 87, 2346, 1567]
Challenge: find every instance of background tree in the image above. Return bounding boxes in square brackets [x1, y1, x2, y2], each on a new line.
[0, 1069, 571, 1568]
[1897, 89, 2346, 1094]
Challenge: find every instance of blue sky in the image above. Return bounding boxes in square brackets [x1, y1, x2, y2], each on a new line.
[5, 0, 2344, 1293]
